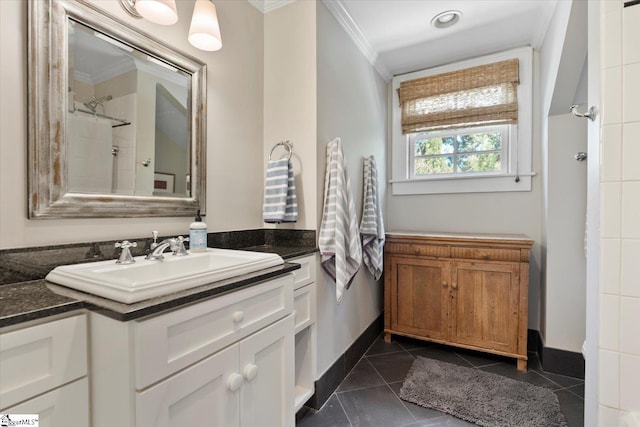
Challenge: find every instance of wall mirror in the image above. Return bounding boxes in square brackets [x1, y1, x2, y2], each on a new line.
[28, 0, 206, 218]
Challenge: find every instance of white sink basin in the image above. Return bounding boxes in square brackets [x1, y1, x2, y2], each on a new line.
[45, 248, 284, 303]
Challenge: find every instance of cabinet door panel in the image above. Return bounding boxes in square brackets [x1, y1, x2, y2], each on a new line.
[391, 257, 449, 340]
[4, 378, 89, 427]
[451, 262, 519, 353]
[239, 314, 295, 427]
[136, 344, 240, 427]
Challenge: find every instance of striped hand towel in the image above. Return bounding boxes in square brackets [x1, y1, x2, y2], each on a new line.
[263, 158, 298, 223]
[319, 138, 362, 302]
[360, 156, 385, 280]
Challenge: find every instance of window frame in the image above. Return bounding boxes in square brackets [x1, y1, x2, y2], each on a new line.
[391, 47, 534, 195]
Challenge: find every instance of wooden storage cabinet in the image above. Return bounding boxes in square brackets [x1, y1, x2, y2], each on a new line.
[384, 232, 533, 371]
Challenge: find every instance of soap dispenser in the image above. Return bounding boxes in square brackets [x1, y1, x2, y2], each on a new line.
[189, 210, 207, 252]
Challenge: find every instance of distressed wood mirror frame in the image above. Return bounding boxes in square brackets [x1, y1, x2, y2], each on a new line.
[28, 0, 206, 218]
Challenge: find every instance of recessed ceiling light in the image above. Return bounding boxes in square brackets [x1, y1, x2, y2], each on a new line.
[431, 10, 462, 29]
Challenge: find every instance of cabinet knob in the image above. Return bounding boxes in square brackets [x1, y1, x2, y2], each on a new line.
[442, 281, 448, 288]
[232, 311, 244, 323]
[243, 364, 258, 382]
[451, 282, 458, 289]
[227, 373, 243, 392]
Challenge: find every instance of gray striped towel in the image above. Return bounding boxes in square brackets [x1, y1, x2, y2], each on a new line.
[319, 138, 362, 302]
[263, 158, 298, 223]
[360, 156, 385, 280]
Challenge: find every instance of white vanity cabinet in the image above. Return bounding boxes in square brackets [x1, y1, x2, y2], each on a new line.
[0, 314, 89, 427]
[290, 254, 317, 412]
[90, 274, 295, 427]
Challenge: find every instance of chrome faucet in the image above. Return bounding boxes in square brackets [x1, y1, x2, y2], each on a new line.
[146, 232, 189, 260]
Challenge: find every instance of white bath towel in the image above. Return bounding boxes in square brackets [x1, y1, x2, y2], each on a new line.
[319, 138, 362, 302]
[360, 156, 385, 280]
[263, 158, 298, 223]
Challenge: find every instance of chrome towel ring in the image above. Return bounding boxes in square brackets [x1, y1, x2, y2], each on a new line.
[269, 140, 293, 161]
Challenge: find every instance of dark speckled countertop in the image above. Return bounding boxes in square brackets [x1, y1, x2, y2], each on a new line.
[0, 229, 317, 328]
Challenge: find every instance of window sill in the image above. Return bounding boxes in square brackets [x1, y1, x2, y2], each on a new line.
[390, 173, 534, 195]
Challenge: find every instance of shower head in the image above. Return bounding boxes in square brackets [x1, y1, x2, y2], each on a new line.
[83, 95, 113, 112]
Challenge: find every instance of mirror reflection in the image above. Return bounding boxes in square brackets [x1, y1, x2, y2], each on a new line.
[67, 19, 191, 197]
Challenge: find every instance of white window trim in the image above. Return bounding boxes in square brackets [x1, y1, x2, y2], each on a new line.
[391, 47, 534, 195]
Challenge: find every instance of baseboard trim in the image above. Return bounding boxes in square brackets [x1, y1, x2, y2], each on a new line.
[528, 329, 585, 379]
[306, 313, 384, 410]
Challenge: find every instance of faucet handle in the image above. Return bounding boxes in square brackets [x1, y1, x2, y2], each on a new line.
[173, 235, 190, 256]
[115, 240, 137, 264]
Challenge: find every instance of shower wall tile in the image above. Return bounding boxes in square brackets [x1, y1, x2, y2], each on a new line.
[622, 63, 640, 123]
[598, 404, 620, 427]
[599, 294, 620, 351]
[622, 3, 640, 65]
[621, 122, 640, 181]
[599, 349, 620, 408]
[602, 66, 622, 125]
[621, 239, 640, 297]
[619, 296, 640, 355]
[621, 182, 640, 238]
[619, 353, 640, 411]
[600, 238, 621, 295]
[602, 5, 622, 68]
[600, 182, 622, 238]
[601, 125, 622, 182]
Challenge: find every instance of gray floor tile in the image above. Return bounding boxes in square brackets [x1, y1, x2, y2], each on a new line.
[296, 395, 351, 427]
[409, 346, 473, 368]
[566, 383, 585, 399]
[479, 362, 563, 389]
[337, 358, 386, 392]
[454, 347, 510, 368]
[537, 369, 585, 389]
[337, 384, 415, 427]
[366, 335, 407, 356]
[367, 350, 416, 383]
[556, 389, 585, 427]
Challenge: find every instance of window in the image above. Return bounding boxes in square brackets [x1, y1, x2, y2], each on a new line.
[391, 47, 533, 195]
[409, 125, 510, 178]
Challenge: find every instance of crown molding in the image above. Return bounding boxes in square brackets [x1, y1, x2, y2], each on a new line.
[248, 0, 296, 14]
[321, 0, 391, 81]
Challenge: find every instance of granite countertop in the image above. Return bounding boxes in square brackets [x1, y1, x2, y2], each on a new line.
[1, 243, 317, 328]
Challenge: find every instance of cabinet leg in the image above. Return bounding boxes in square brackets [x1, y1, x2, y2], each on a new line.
[517, 359, 527, 372]
[384, 332, 391, 343]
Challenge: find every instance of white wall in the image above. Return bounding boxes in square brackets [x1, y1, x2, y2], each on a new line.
[0, 0, 265, 249]
[263, 0, 317, 229]
[545, 113, 587, 352]
[314, 2, 387, 376]
[597, 0, 640, 423]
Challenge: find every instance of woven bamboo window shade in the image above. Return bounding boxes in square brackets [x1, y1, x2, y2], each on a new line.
[398, 59, 520, 134]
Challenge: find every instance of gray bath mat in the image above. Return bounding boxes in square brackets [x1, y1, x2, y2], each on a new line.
[399, 356, 568, 427]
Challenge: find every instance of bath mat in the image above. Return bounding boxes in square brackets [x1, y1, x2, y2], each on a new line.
[399, 356, 568, 427]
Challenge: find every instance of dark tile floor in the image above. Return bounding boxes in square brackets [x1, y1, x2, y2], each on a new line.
[296, 335, 584, 427]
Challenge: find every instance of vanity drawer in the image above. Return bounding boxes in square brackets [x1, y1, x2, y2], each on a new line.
[291, 254, 316, 290]
[3, 378, 89, 427]
[293, 283, 316, 334]
[134, 274, 294, 389]
[0, 314, 87, 410]
[385, 243, 450, 258]
[450, 246, 521, 262]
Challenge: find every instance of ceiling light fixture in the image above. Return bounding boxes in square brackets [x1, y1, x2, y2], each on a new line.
[118, 0, 223, 51]
[431, 10, 462, 29]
